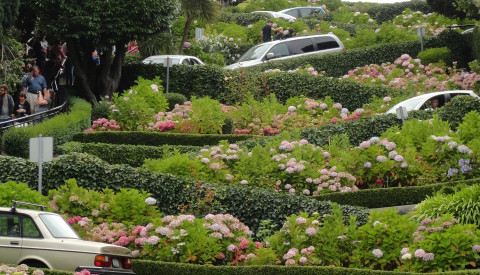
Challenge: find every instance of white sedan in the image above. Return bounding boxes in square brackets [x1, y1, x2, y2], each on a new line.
[142, 55, 205, 66]
[0, 201, 135, 274]
[251, 11, 296, 21]
[386, 90, 479, 114]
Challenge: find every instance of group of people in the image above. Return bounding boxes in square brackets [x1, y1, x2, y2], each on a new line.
[0, 65, 54, 126]
[261, 20, 324, 42]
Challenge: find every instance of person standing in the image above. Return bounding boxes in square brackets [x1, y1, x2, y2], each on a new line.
[35, 89, 52, 114]
[261, 20, 274, 42]
[0, 85, 15, 125]
[23, 65, 47, 114]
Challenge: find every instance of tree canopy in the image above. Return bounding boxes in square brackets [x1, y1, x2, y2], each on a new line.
[0, 0, 20, 43]
[426, 0, 480, 20]
[19, 0, 177, 102]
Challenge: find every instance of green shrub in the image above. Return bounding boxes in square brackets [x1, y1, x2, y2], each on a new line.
[164, 92, 188, 111]
[365, 1, 432, 24]
[417, 47, 452, 66]
[412, 184, 480, 226]
[91, 99, 112, 121]
[457, 111, 480, 143]
[0, 181, 48, 208]
[473, 25, 480, 60]
[222, 117, 234, 135]
[1, 97, 91, 158]
[60, 142, 202, 167]
[437, 95, 480, 129]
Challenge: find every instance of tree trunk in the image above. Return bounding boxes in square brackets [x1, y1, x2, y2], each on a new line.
[66, 38, 126, 103]
[178, 16, 193, 55]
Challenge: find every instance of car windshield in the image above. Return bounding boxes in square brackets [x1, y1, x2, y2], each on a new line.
[238, 44, 272, 62]
[144, 57, 181, 65]
[39, 214, 80, 239]
[388, 97, 425, 112]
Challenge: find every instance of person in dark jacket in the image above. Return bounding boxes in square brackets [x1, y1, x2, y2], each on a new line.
[0, 85, 15, 125]
[14, 92, 31, 118]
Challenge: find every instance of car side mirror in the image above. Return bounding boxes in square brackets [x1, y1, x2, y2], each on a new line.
[266, 53, 275, 60]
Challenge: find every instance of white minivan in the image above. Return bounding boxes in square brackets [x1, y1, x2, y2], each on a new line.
[224, 34, 345, 70]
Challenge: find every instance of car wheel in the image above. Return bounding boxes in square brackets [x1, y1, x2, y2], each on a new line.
[21, 260, 48, 269]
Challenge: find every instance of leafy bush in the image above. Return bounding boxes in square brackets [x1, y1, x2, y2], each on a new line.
[417, 47, 452, 66]
[437, 95, 480, 129]
[164, 93, 188, 111]
[365, 1, 432, 24]
[0, 181, 48, 208]
[91, 97, 112, 121]
[412, 184, 480, 226]
[457, 111, 480, 143]
[350, 208, 418, 270]
[1, 97, 91, 158]
[111, 77, 168, 130]
[401, 215, 480, 272]
[48, 179, 160, 226]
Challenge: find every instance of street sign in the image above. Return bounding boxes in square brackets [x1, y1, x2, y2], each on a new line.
[29, 136, 53, 162]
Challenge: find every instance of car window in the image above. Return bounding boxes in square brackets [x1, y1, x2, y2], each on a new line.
[238, 44, 272, 62]
[39, 214, 79, 239]
[287, 38, 315, 55]
[284, 10, 297, 17]
[313, 37, 340, 50]
[191, 58, 200, 65]
[0, 213, 20, 237]
[22, 216, 41, 238]
[299, 8, 313, 17]
[267, 43, 290, 59]
[182, 59, 191, 65]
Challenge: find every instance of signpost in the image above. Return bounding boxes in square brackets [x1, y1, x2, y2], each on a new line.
[417, 27, 426, 52]
[165, 57, 172, 93]
[396, 106, 408, 124]
[29, 135, 53, 194]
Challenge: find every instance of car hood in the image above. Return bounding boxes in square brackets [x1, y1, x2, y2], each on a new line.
[52, 239, 132, 256]
[224, 60, 261, 70]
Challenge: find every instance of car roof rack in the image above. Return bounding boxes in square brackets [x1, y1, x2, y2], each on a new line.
[11, 200, 46, 212]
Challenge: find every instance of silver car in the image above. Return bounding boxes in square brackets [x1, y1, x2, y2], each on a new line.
[224, 34, 345, 70]
[0, 201, 135, 274]
[142, 55, 205, 66]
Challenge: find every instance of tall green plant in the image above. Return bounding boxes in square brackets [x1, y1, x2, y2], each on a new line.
[189, 96, 227, 134]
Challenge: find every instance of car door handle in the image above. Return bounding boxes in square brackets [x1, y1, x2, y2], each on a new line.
[10, 241, 19, 245]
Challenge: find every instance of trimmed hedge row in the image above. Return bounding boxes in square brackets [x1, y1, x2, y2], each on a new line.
[132, 260, 480, 275]
[0, 153, 367, 233]
[120, 64, 399, 109]
[72, 131, 257, 147]
[317, 178, 480, 208]
[1, 97, 91, 158]
[60, 142, 203, 167]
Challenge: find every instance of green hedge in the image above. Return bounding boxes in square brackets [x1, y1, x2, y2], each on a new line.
[316, 178, 480, 208]
[0, 153, 367, 233]
[365, 1, 432, 24]
[120, 64, 399, 109]
[132, 260, 480, 275]
[72, 131, 257, 147]
[473, 24, 480, 60]
[301, 114, 402, 147]
[1, 97, 91, 158]
[60, 142, 202, 167]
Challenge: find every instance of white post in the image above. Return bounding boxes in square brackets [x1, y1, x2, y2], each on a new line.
[166, 57, 170, 94]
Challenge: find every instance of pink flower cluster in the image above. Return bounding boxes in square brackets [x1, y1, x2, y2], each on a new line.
[84, 118, 120, 133]
[67, 216, 91, 230]
[234, 129, 251, 134]
[154, 120, 175, 132]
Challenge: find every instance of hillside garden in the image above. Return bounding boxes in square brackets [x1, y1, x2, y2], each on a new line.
[2, 0, 480, 274]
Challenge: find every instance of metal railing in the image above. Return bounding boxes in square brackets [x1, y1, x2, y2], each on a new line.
[0, 100, 67, 133]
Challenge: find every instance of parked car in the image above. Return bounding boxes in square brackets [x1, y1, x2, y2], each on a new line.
[251, 11, 296, 21]
[142, 55, 205, 66]
[224, 34, 345, 70]
[279, 7, 325, 18]
[386, 90, 480, 114]
[0, 201, 135, 274]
